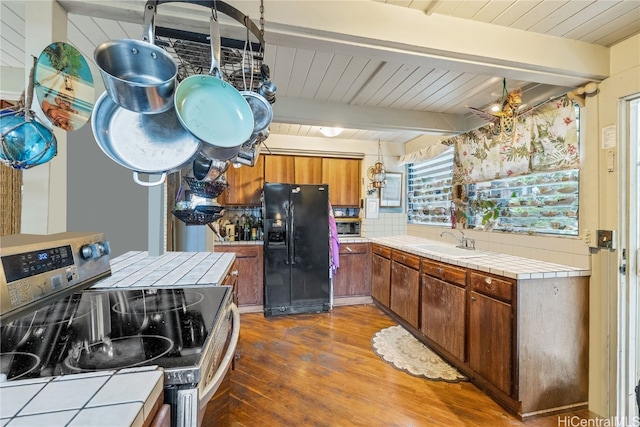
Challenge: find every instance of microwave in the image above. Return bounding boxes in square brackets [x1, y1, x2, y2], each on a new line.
[335, 218, 361, 236]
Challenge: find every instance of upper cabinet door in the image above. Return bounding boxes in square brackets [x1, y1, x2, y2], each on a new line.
[220, 156, 265, 206]
[294, 156, 322, 184]
[322, 158, 361, 207]
[264, 155, 294, 184]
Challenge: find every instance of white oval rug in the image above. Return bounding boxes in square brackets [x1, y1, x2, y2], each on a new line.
[371, 325, 467, 383]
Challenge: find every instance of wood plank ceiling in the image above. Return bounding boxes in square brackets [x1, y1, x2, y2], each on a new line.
[1, 0, 639, 144]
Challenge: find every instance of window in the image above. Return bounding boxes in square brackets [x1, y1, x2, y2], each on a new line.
[467, 169, 579, 235]
[407, 147, 454, 227]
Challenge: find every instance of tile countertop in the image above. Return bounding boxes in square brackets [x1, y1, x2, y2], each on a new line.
[91, 250, 236, 288]
[0, 366, 164, 427]
[1, 251, 237, 427]
[215, 240, 263, 246]
[369, 235, 590, 280]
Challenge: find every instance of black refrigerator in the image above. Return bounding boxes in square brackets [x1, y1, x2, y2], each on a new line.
[263, 183, 330, 316]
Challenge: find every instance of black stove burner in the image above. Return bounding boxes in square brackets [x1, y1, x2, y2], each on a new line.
[0, 352, 40, 381]
[64, 335, 174, 371]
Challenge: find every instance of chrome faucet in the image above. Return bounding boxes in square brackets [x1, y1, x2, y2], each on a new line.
[440, 229, 475, 250]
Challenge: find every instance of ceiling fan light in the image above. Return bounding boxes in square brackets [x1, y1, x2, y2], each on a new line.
[319, 127, 344, 137]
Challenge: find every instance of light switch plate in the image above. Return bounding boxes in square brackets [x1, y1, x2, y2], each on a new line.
[596, 229, 615, 249]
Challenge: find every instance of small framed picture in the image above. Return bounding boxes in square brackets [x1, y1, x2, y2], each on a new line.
[380, 172, 402, 207]
[366, 197, 379, 219]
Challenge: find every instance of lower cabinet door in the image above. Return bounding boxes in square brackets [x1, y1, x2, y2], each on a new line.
[468, 291, 513, 396]
[214, 246, 263, 306]
[390, 261, 420, 329]
[420, 275, 466, 361]
[371, 253, 391, 307]
[333, 243, 371, 297]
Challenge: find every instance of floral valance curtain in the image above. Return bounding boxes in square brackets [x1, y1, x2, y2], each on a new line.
[450, 96, 578, 184]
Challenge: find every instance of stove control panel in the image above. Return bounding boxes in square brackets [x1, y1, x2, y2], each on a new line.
[0, 232, 112, 323]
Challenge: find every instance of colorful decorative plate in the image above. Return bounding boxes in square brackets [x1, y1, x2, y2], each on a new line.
[34, 42, 94, 132]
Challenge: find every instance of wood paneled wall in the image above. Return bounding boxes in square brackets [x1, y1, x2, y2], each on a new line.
[1, 164, 22, 236]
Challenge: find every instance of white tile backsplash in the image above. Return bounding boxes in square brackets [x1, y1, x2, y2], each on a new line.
[362, 213, 407, 237]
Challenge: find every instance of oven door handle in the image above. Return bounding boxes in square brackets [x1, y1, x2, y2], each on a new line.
[198, 303, 240, 408]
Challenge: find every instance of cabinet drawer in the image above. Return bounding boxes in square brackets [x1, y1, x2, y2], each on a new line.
[214, 245, 261, 258]
[372, 244, 391, 258]
[391, 250, 420, 270]
[339, 243, 368, 255]
[421, 259, 466, 287]
[469, 272, 513, 302]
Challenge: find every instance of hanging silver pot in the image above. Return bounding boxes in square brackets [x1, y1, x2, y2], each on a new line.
[94, 4, 177, 114]
[192, 151, 230, 182]
[238, 30, 273, 136]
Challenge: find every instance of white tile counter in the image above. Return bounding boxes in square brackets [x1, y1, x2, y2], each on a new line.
[0, 366, 163, 427]
[92, 251, 235, 288]
[214, 240, 263, 246]
[338, 237, 369, 244]
[369, 235, 590, 280]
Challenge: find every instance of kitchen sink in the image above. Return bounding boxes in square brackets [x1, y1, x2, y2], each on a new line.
[409, 244, 489, 259]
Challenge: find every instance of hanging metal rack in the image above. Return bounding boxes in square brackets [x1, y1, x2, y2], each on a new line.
[145, 0, 268, 91]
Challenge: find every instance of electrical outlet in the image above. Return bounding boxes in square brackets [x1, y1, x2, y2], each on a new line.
[597, 229, 616, 250]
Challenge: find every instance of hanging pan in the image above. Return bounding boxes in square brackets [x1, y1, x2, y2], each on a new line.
[91, 92, 201, 186]
[93, 3, 177, 114]
[174, 9, 253, 155]
[239, 22, 272, 137]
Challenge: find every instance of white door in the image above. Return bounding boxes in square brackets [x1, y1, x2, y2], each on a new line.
[620, 96, 640, 420]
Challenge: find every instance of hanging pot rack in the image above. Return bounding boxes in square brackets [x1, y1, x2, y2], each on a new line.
[145, 0, 269, 91]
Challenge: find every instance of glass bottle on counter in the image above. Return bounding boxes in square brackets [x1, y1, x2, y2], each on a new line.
[257, 218, 263, 240]
[243, 217, 251, 241]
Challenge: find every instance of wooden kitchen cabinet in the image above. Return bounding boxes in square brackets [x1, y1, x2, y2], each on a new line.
[214, 245, 263, 307]
[420, 259, 466, 362]
[294, 156, 322, 184]
[371, 244, 391, 307]
[469, 287, 513, 396]
[321, 158, 361, 207]
[220, 260, 239, 305]
[219, 156, 264, 206]
[468, 271, 515, 397]
[333, 242, 371, 298]
[264, 155, 294, 184]
[372, 243, 589, 419]
[389, 250, 420, 329]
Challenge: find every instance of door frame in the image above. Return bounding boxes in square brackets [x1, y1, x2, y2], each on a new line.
[617, 94, 640, 419]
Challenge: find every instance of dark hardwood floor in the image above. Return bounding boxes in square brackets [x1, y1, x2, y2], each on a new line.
[228, 304, 595, 426]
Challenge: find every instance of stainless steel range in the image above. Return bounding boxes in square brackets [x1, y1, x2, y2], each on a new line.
[0, 232, 111, 323]
[0, 233, 239, 427]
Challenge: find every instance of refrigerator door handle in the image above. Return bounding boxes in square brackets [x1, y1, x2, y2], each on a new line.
[289, 203, 296, 265]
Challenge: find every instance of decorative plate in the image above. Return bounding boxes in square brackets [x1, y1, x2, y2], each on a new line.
[34, 42, 94, 131]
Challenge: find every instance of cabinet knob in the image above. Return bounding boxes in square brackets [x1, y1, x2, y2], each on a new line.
[346, 246, 353, 252]
[437, 267, 443, 275]
[231, 270, 239, 276]
[484, 277, 492, 285]
[471, 296, 476, 302]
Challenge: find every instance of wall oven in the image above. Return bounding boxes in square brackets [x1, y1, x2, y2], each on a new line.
[0, 233, 238, 427]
